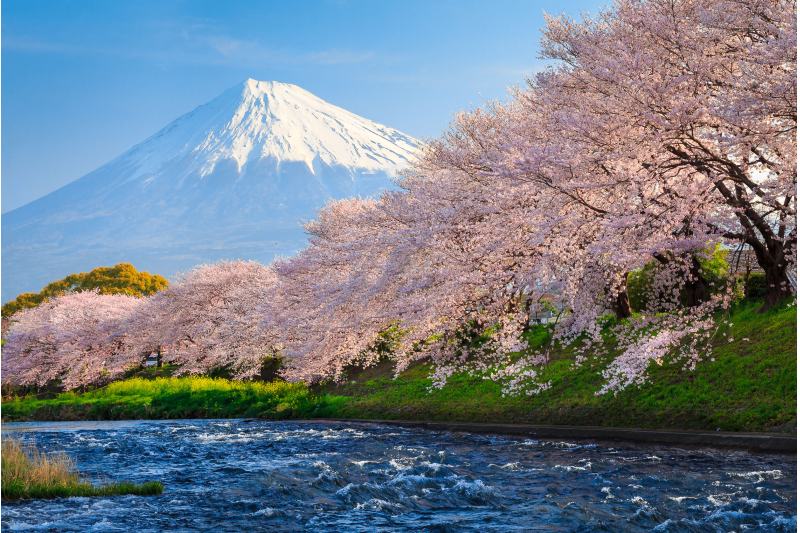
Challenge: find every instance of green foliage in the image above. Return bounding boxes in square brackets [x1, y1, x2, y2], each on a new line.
[1, 376, 336, 422]
[628, 246, 738, 312]
[627, 263, 659, 313]
[2, 263, 168, 318]
[743, 272, 767, 300]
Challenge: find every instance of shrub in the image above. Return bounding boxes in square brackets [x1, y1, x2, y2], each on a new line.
[743, 272, 767, 300]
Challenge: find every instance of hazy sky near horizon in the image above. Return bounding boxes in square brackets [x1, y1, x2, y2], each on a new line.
[2, 0, 605, 213]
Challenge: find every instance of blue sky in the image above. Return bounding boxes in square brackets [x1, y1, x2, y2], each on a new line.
[2, 0, 605, 213]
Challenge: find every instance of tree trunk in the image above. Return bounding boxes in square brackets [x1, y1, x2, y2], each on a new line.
[683, 255, 707, 308]
[609, 274, 632, 321]
[743, 262, 752, 299]
[760, 264, 792, 312]
[748, 238, 793, 313]
[157, 349, 163, 368]
[520, 294, 535, 334]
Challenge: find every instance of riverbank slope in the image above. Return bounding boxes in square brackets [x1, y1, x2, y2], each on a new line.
[2, 301, 796, 433]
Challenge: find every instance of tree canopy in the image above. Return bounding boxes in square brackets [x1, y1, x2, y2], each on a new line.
[1, 263, 168, 318]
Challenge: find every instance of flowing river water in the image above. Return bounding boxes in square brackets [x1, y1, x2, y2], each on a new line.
[1, 419, 796, 532]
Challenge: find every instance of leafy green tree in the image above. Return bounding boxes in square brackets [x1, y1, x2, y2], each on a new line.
[2, 263, 168, 318]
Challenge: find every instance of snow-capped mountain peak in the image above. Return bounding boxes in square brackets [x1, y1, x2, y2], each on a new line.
[123, 78, 419, 184]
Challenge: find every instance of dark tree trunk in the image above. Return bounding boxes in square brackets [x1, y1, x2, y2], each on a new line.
[683, 255, 707, 308]
[760, 263, 792, 312]
[157, 349, 163, 368]
[612, 290, 632, 321]
[742, 236, 793, 312]
[608, 274, 632, 321]
[520, 294, 535, 334]
[743, 262, 752, 298]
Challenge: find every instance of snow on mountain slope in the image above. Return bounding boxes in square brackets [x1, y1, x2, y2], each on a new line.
[2, 79, 420, 303]
[119, 79, 417, 185]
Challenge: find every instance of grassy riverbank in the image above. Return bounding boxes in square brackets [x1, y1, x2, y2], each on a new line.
[1, 436, 163, 501]
[2, 377, 327, 421]
[2, 301, 796, 433]
[314, 301, 796, 433]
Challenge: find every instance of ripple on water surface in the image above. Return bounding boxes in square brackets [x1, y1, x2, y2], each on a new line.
[2, 419, 796, 532]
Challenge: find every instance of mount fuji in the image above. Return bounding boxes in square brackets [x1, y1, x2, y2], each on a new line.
[2, 79, 420, 303]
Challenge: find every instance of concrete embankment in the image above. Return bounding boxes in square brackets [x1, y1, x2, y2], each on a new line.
[285, 418, 797, 452]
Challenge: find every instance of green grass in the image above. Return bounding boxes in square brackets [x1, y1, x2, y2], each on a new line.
[311, 300, 797, 433]
[2, 300, 795, 433]
[1, 435, 163, 501]
[1, 376, 339, 422]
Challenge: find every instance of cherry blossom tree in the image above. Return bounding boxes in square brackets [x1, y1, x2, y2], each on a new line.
[121, 260, 276, 380]
[2, 291, 144, 390]
[533, 0, 796, 311]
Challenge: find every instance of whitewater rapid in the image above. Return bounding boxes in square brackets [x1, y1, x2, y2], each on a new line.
[2, 419, 795, 532]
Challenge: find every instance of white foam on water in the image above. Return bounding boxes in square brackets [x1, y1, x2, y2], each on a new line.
[555, 464, 589, 472]
[630, 494, 664, 522]
[727, 469, 783, 482]
[766, 514, 797, 528]
[169, 425, 200, 433]
[335, 483, 357, 496]
[194, 432, 256, 444]
[590, 473, 613, 484]
[707, 494, 735, 506]
[450, 479, 496, 498]
[420, 461, 447, 473]
[6, 522, 64, 531]
[351, 459, 379, 467]
[703, 508, 748, 521]
[653, 518, 675, 531]
[88, 518, 123, 531]
[386, 472, 429, 486]
[667, 496, 697, 504]
[354, 498, 400, 512]
[389, 458, 416, 471]
[89, 499, 116, 510]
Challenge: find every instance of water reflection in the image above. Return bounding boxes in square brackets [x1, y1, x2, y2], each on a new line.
[2, 419, 796, 532]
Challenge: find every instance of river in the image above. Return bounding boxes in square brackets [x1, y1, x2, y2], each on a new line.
[1, 419, 796, 532]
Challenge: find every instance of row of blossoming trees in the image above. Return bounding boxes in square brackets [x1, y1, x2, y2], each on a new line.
[3, 0, 796, 395]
